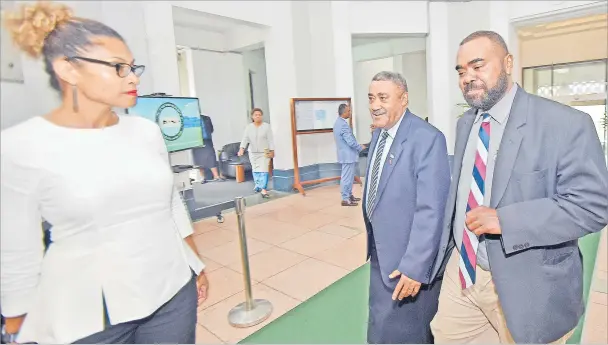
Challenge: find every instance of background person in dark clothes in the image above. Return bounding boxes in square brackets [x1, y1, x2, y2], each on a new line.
[192, 114, 225, 183]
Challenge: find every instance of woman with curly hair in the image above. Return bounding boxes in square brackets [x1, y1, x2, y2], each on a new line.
[0, 2, 208, 343]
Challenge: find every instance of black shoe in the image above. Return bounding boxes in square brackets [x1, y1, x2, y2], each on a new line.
[342, 200, 358, 207]
[350, 195, 361, 202]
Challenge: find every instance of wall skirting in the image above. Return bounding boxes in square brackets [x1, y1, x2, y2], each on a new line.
[272, 162, 346, 192]
[272, 155, 453, 192]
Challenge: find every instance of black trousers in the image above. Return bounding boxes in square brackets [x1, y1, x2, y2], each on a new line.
[74, 274, 197, 344]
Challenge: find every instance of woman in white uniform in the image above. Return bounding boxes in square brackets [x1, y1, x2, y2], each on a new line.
[0, 2, 208, 343]
[238, 108, 274, 198]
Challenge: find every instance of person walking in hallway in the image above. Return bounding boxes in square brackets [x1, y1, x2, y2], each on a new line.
[333, 103, 365, 206]
[238, 108, 274, 198]
[429, 31, 608, 344]
[364, 71, 451, 344]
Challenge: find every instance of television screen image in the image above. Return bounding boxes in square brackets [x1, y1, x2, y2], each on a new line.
[128, 96, 204, 152]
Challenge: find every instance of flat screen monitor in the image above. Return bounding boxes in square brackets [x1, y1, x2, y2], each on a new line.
[128, 96, 204, 152]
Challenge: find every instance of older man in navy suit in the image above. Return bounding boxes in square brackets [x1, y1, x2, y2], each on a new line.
[333, 104, 366, 206]
[364, 71, 451, 343]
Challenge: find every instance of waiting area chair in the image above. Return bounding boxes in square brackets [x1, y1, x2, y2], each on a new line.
[218, 143, 252, 179]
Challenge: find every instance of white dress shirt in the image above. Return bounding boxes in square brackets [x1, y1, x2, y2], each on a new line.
[0, 115, 205, 344]
[366, 110, 407, 205]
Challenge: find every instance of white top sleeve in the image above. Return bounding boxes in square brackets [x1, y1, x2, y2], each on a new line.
[150, 125, 205, 274]
[0, 153, 44, 317]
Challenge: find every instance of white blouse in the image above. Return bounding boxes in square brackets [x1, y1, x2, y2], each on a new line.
[0, 115, 205, 344]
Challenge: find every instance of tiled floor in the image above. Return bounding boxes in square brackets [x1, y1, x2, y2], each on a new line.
[192, 184, 368, 343]
[191, 183, 608, 344]
[583, 228, 608, 344]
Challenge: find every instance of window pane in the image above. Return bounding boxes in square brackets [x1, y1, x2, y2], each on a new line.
[553, 60, 607, 102]
[523, 66, 553, 98]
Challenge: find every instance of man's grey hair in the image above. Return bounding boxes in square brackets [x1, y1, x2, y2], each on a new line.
[338, 103, 349, 116]
[460, 30, 509, 54]
[371, 71, 408, 92]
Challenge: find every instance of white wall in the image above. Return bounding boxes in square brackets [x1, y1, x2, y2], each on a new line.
[242, 49, 270, 123]
[0, 82, 26, 130]
[174, 26, 224, 52]
[171, 1, 274, 27]
[348, 1, 428, 35]
[353, 57, 395, 143]
[190, 50, 249, 148]
[353, 37, 426, 62]
[401, 51, 428, 120]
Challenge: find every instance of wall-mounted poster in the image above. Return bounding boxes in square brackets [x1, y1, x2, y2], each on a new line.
[128, 96, 204, 152]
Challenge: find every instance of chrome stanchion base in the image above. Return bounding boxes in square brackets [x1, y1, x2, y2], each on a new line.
[228, 299, 273, 328]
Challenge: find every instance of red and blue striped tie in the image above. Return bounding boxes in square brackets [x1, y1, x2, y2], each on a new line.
[459, 113, 491, 290]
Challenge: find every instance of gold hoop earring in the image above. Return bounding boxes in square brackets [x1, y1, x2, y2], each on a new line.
[72, 84, 79, 113]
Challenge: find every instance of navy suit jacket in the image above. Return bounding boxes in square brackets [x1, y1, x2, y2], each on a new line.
[363, 109, 451, 286]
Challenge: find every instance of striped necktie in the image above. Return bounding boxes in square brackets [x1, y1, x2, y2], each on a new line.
[366, 131, 389, 214]
[459, 113, 491, 290]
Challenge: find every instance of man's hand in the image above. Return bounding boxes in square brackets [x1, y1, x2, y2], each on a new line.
[361, 144, 368, 150]
[237, 148, 245, 157]
[466, 206, 502, 236]
[389, 270, 421, 300]
[196, 271, 209, 305]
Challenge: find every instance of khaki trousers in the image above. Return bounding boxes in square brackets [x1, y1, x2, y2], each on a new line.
[430, 249, 574, 344]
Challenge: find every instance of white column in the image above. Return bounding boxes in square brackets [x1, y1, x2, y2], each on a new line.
[426, 1, 456, 153]
[101, 1, 153, 95]
[489, 1, 520, 83]
[142, 2, 180, 96]
[264, 1, 298, 171]
[331, 1, 355, 101]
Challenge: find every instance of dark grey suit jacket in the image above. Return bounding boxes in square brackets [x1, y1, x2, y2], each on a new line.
[430, 88, 608, 343]
[363, 109, 451, 286]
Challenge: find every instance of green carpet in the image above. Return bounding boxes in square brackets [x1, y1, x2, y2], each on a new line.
[242, 233, 602, 344]
[567, 232, 602, 344]
[242, 265, 370, 344]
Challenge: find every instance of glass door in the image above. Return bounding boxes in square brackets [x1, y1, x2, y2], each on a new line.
[522, 59, 608, 164]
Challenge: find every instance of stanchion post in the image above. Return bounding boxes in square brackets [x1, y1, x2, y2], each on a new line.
[228, 197, 273, 328]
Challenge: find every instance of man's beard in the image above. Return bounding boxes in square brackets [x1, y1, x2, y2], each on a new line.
[463, 69, 509, 111]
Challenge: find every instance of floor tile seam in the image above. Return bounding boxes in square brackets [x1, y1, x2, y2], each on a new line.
[197, 268, 263, 314]
[196, 323, 225, 344]
[208, 241, 282, 267]
[252, 255, 311, 282]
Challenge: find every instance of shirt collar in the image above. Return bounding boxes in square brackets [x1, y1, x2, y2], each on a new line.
[476, 83, 518, 124]
[382, 108, 407, 139]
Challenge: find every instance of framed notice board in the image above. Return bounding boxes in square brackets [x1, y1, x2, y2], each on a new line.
[289, 97, 360, 195]
[291, 98, 352, 134]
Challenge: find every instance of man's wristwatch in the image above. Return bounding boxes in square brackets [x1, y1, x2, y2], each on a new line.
[1, 324, 19, 344]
